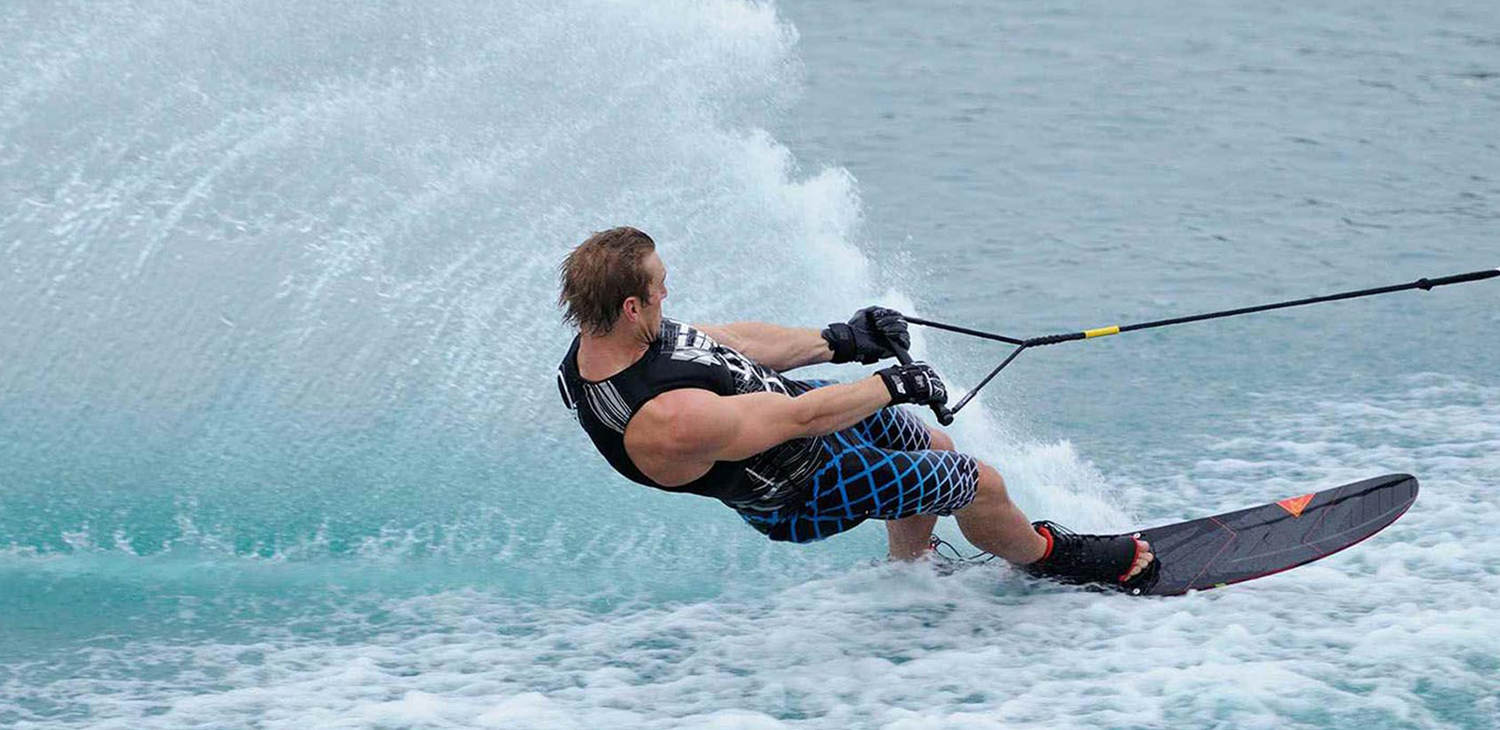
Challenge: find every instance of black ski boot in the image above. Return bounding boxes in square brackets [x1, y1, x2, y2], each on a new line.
[1023, 521, 1159, 594]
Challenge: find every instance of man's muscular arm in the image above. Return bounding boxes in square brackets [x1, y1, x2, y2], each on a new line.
[625, 377, 889, 487]
[697, 307, 909, 371]
[694, 322, 833, 372]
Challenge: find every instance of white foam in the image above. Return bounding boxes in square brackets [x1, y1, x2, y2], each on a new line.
[0, 0, 870, 581]
[6, 1, 1500, 727]
[13, 375, 1498, 729]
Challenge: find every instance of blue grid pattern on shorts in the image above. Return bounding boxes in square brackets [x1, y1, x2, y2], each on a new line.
[737, 397, 979, 544]
[856, 404, 932, 453]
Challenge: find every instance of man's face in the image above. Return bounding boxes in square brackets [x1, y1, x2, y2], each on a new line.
[629, 251, 668, 340]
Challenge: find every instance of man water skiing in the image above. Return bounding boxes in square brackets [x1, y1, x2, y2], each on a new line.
[556, 227, 1155, 588]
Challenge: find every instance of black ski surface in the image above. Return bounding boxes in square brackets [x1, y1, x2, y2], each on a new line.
[1125, 473, 1419, 596]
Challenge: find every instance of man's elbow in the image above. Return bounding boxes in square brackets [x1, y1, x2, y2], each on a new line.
[784, 396, 822, 439]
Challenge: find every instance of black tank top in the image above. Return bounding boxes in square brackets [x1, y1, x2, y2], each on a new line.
[556, 319, 822, 511]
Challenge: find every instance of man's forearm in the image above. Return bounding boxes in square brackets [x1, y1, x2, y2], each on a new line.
[695, 322, 833, 371]
[789, 376, 892, 437]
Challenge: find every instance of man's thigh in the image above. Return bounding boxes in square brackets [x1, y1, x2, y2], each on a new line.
[857, 406, 933, 453]
[809, 443, 978, 520]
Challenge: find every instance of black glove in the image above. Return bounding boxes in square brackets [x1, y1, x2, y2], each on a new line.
[821, 306, 910, 364]
[876, 362, 948, 406]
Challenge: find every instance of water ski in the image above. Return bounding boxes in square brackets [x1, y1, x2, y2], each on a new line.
[1121, 473, 1418, 596]
[932, 474, 1419, 594]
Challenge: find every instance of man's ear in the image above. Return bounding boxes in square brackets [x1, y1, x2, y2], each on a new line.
[621, 296, 641, 322]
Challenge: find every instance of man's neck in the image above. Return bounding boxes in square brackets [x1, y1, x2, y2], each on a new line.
[576, 326, 653, 382]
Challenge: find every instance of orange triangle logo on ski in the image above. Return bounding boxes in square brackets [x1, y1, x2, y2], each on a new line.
[1277, 493, 1315, 517]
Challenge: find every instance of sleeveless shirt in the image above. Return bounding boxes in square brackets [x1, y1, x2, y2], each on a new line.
[556, 319, 823, 511]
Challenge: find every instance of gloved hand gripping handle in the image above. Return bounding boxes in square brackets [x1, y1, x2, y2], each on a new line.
[878, 330, 956, 426]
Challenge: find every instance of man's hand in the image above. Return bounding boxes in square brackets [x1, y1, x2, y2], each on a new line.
[876, 362, 948, 407]
[822, 306, 911, 364]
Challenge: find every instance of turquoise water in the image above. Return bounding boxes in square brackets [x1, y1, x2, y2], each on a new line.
[2, 1, 1498, 728]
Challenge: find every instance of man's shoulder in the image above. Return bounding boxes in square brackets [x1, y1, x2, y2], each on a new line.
[659, 318, 722, 367]
[557, 334, 581, 370]
[556, 335, 582, 411]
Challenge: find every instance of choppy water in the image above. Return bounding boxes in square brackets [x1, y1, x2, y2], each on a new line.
[2, 1, 1497, 728]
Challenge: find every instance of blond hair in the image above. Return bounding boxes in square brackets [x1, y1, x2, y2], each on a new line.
[557, 227, 657, 336]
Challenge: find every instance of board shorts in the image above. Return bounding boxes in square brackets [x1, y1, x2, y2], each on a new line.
[736, 382, 980, 543]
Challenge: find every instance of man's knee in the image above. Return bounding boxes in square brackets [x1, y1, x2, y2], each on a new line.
[966, 461, 1013, 511]
[927, 426, 955, 452]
